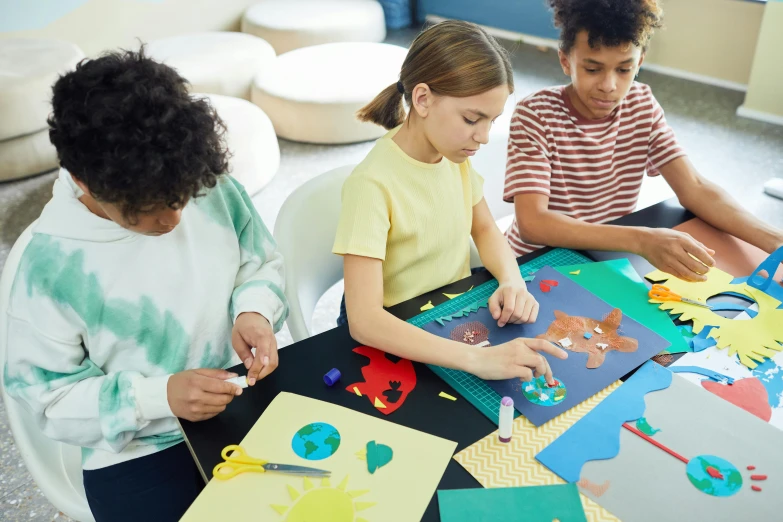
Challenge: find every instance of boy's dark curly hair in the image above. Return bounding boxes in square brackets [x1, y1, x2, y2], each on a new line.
[48, 46, 230, 220]
[548, 0, 663, 54]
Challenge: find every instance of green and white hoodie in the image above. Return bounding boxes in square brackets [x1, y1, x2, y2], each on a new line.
[3, 169, 288, 470]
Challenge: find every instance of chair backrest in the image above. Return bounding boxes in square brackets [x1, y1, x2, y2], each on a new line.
[0, 222, 94, 522]
[273, 165, 355, 342]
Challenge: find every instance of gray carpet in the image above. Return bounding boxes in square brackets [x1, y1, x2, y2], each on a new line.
[1, 27, 782, 521]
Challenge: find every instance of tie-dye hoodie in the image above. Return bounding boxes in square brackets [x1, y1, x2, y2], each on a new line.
[3, 169, 288, 470]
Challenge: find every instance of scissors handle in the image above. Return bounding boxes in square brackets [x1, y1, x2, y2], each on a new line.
[649, 285, 679, 301]
[213, 461, 265, 480]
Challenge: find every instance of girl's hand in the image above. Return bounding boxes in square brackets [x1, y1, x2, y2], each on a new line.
[489, 282, 539, 327]
[467, 338, 567, 384]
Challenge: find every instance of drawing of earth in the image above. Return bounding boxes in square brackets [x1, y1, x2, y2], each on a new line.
[686, 455, 743, 497]
[291, 422, 341, 461]
[520, 375, 567, 407]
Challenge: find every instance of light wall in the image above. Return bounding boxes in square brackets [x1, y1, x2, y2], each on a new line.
[742, 0, 783, 119]
[0, 0, 261, 56]
[645, 0, 765, 87]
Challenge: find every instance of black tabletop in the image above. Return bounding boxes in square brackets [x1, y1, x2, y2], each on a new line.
[179, 198, 692, 521]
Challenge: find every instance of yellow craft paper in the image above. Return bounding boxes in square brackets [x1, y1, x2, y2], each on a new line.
[646, 267, 783, 368]
[443, 285, 473, 299]
[453, 382, 621, 522]
[438, 392, 457, 401]
[420, 301, 435, 311]
[181, 393, 457, 522]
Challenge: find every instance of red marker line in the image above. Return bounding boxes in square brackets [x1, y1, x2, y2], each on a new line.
[751, 475, 768, 481]
[622, 423, 689, 465]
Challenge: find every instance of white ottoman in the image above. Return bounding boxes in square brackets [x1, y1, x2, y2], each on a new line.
[251, 42, 407, 144]
[0, 129, 58, 182]
[200, 94, 280, 195]
[0, 39, 84, 141]
[241, 0, 386, 55]
[147, 32, 276, 100]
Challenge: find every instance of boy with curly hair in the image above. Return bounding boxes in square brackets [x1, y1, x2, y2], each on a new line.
[3, 48, 288, 521]
[504, 0, 783, 279]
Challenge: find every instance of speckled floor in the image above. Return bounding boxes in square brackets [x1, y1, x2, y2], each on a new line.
[1, 27, 782, 521]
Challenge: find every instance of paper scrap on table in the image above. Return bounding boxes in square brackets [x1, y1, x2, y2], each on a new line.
[439, 391, 457, 401]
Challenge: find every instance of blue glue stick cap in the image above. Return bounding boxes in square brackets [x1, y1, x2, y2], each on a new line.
[324, 368, 341, 387]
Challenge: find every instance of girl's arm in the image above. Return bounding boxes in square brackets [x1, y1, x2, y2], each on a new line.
[343, 254, 566, 382]
[471, 198, 540, 327]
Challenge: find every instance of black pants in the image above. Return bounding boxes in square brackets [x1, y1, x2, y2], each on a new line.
[83, 442, 204, 522]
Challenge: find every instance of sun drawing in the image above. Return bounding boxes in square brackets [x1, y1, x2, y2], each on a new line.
[647, 267, 783, 369]
[271, 475, 375, 522]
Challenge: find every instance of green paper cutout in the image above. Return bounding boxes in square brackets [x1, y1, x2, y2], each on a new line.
[356, 440, 393, 474]
[434, 299, 489, 325]
[556, 260, 689, 354]
[635, 416, 661, 436]
[437, 484, 588, 522]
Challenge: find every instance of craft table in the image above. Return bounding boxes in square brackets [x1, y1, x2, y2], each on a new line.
[179, 199, 693, 520]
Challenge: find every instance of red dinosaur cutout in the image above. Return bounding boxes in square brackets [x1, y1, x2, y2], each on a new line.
[346, 346, 417, 415]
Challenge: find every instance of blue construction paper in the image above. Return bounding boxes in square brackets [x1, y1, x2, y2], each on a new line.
[732, 275, 783, 309]
[422, 266, 671, 426]
[669, 366, 734, 384]
[536, 361, 673, 482]
[437, 484, 588, 522]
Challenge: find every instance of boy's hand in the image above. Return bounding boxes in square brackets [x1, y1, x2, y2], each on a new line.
[232, 312, 278, 386]
[489, 282, 539, 327]
[167, 369, 242, 422]
[638, 228, 715, 282]
[467, 338, 567, 384]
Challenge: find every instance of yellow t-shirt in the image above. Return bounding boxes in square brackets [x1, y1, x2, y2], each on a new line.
[333, 126, 484, 307]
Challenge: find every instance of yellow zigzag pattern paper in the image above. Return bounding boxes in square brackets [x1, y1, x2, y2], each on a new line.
[453, 382, 621, 522]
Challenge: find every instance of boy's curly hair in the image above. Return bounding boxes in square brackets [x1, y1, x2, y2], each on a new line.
[48, 47, 230, 220]
[548, 0, 663, 54]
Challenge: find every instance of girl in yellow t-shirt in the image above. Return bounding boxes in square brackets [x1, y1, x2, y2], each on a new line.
[333, 21, 567, 383]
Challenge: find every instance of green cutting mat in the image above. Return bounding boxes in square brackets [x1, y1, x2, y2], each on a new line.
[408, 248, 592, 425]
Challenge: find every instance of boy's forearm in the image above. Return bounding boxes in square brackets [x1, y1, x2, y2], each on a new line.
[682, 180, 783, 254]
[348, 308, 477, 372]
[517, 207, 647, 255]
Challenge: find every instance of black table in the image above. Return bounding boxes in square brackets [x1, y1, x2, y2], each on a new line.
[180, 198, 693, 521]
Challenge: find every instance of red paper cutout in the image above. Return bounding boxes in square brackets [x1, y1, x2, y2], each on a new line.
[752, 485, 762, 492]
[751, 475, 768, 481]
[748, 465, 756, 470]
[701, 377, 772, 422]
[540, 282, 551, 293]
[346, 346, 417, 415]
[541, 279, 559, 287]
[706, 467, 724, 480]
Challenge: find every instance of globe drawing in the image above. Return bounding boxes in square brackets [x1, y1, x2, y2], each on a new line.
[686, 455, 743, 497]
[291, 422, 341, 461]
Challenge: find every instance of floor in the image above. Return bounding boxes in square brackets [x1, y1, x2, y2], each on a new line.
[1, 27, 782, 521]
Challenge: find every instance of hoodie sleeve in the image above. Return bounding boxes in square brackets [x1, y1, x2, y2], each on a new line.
[4, 313, 174, 453]
[228, 183, 289, 333]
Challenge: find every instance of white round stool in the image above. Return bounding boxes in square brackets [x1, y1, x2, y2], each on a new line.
[0, 130, 58, 182]
[241, 0, 386, 55]
[200, 93, 280, 195]
[251, 42, 407, 144]
[147, 32, 276, 100]
[0, 39, 84, 141]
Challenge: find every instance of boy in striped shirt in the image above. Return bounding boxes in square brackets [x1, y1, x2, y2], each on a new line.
[504, 0, 783, 280]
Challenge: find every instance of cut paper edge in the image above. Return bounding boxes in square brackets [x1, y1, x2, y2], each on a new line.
[373, 397, 387, 409]
[444, 286, 473, 300]
[434, 299, 489, 325]
[536, 361, 673, 483]
[353, 386, 362, 396]
[570, 270, 581, 275]
[420, 300, 435, 311]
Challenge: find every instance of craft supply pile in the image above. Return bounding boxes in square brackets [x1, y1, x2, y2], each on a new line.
[185, 219, 783, 522]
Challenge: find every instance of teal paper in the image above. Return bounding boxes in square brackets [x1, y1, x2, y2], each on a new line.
[556, 259, 690, 354]
[437, 484, 588, 522]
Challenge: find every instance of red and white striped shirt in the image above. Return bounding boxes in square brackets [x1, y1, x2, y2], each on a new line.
[503, 82, 685, 256]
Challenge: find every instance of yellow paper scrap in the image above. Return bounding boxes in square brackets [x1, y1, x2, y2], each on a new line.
[373, 397, 387, 409]
[439, 392, 457, 401]
[570, 270, 581, 275]
[443, 285, 473, 299]
[353, 386, 362, 396]
[420, 301, 435, 311]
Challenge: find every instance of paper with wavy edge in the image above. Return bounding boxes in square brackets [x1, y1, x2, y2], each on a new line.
[646, 267, 783, 368]
[536, 361, 673, 482]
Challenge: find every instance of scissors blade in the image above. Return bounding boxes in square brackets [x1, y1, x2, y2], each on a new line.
[263, 463, 331, 477]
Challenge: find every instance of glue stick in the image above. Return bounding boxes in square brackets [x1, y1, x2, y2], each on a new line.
[499, 396, 514, 443]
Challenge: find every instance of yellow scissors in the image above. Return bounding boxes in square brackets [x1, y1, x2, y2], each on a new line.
[213, 445, 331, 480]
[649, 284, 712, 309]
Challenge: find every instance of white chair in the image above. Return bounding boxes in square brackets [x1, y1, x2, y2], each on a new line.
[0, 222, 94, 522]
[274, 165, 484, 342]
[274, 165, 354, 342]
